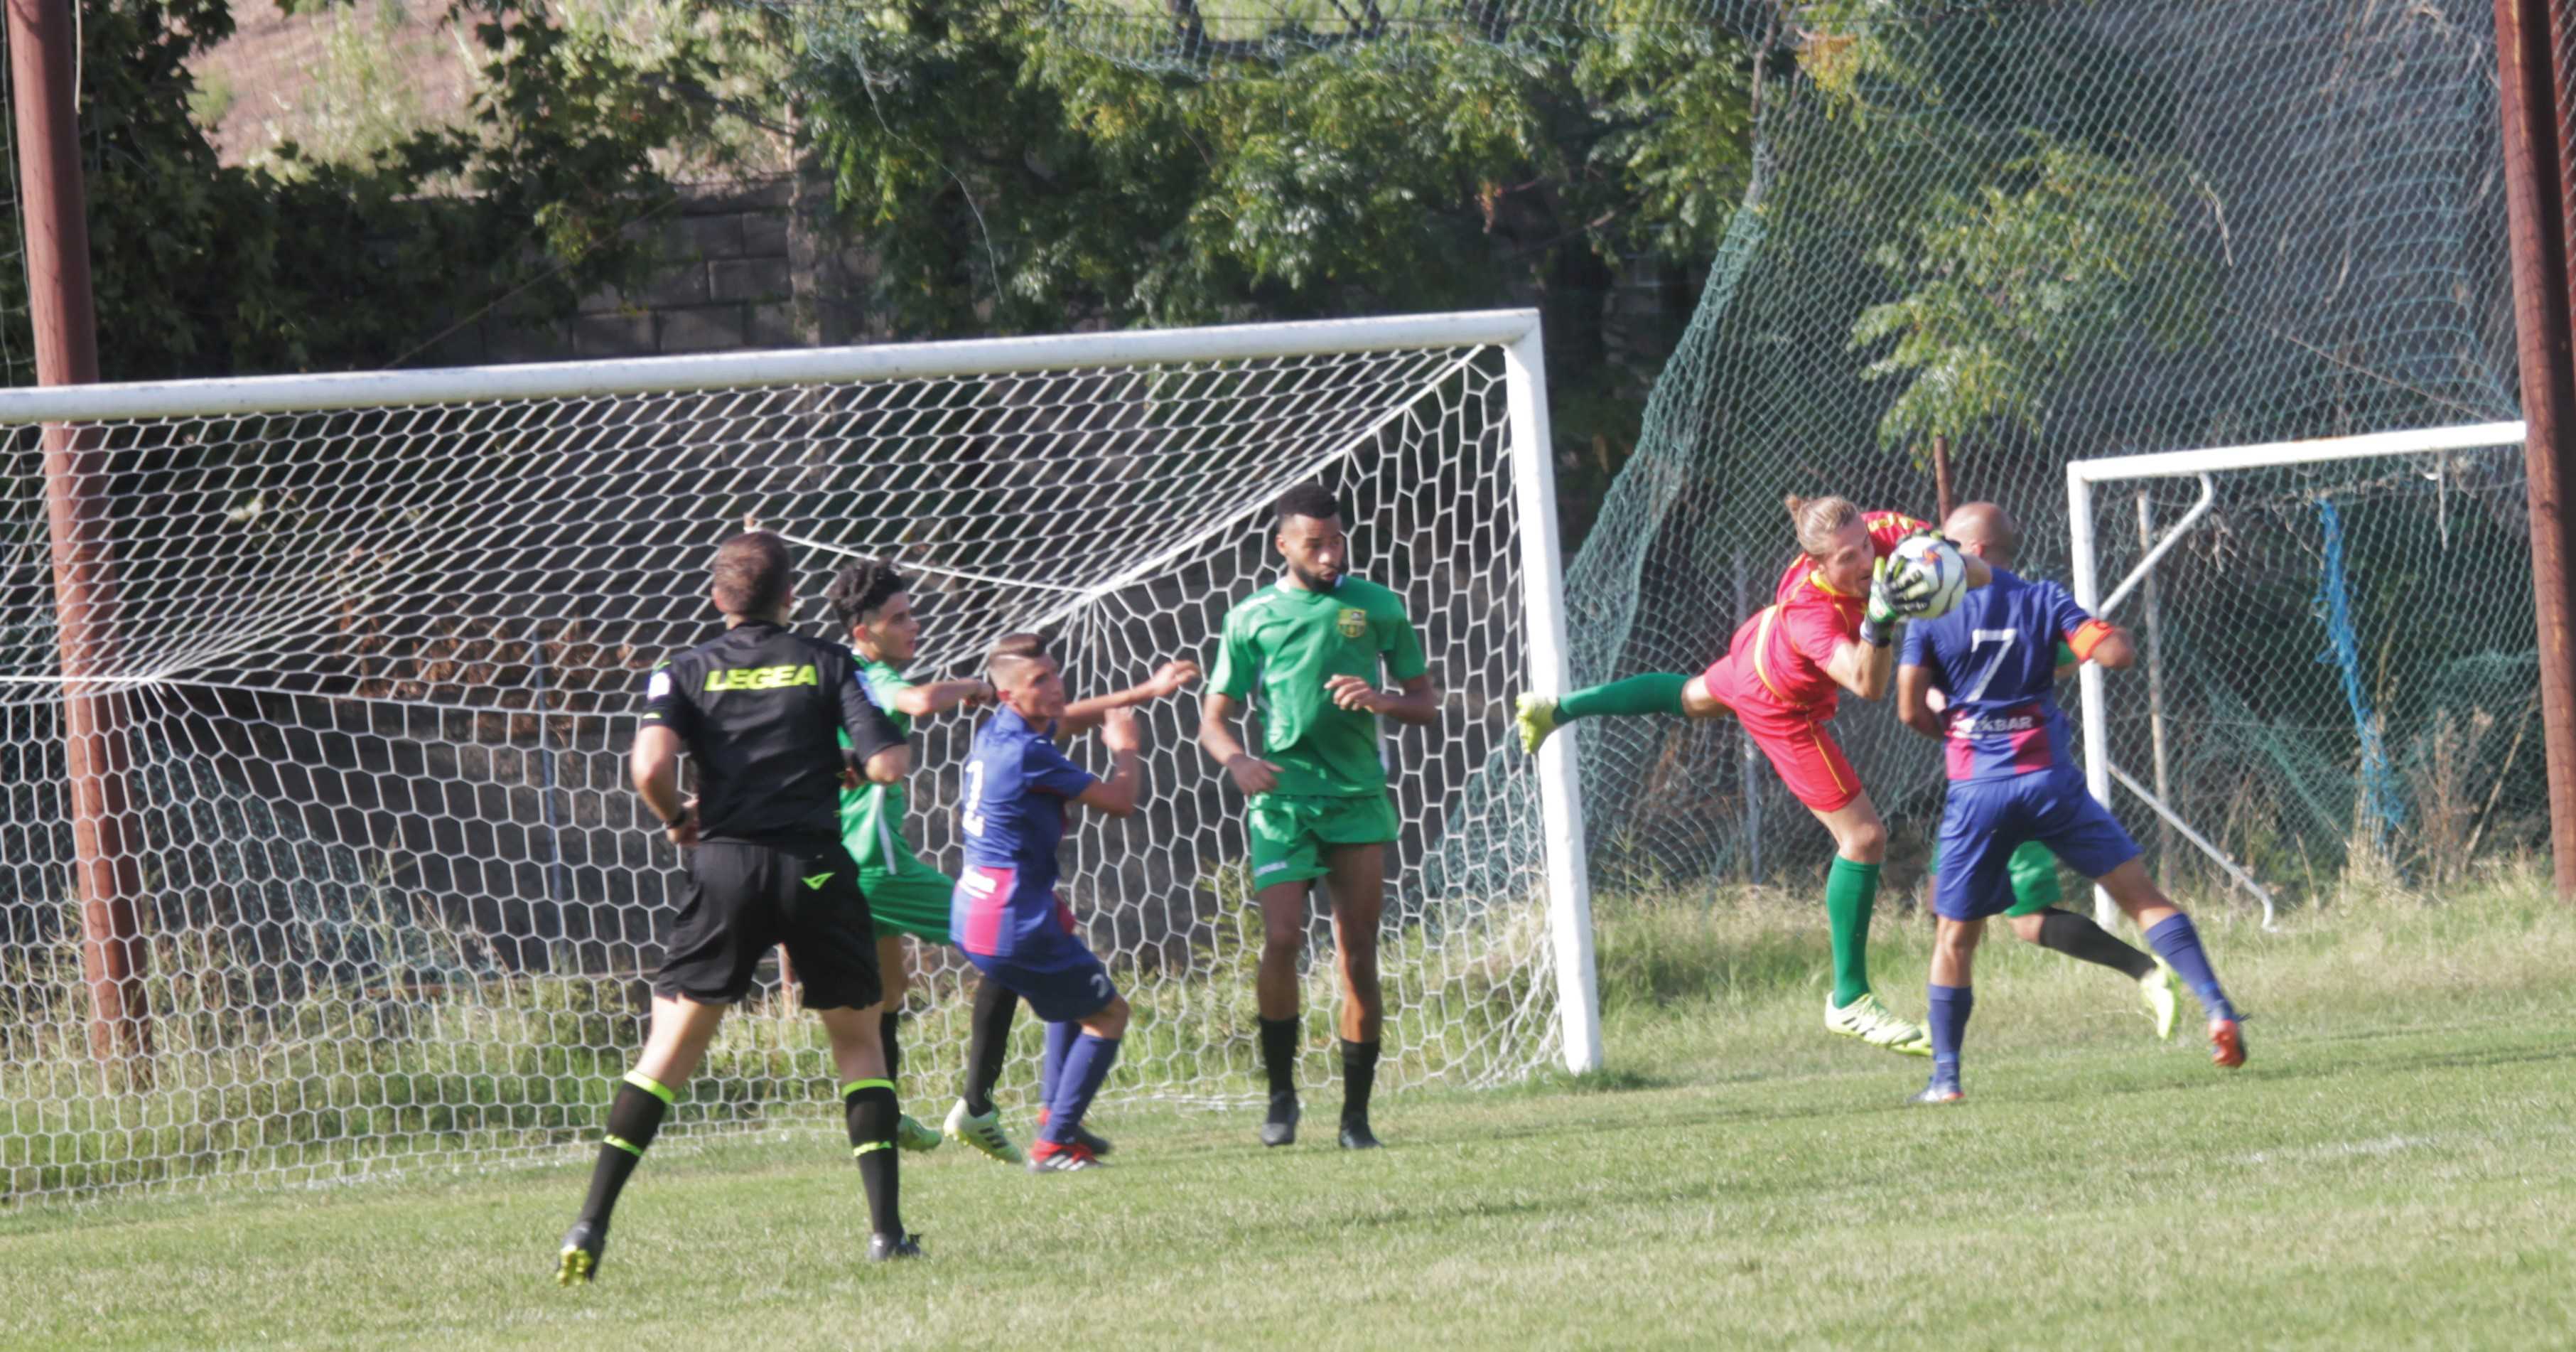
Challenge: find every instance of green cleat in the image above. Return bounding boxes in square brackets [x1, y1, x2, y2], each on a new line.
[942, 1098, 1023, 1165]
[2140, 959, 2181, 1041]
[555, 1220, 605, 1287]
[1825, 992, 1932, 1057]
[1513, 693, 1562, 755]
[895, 1113, 942, 1153]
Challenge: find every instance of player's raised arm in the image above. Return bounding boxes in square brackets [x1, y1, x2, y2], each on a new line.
[1895, 608, 1948, 738]
[1895, 665, 1946, 739]
[1061, 659, 1200, 737]
[2049, 582, 2137, 671]
[836, 658, 912, 784]
[1072, 708, 1146, 817]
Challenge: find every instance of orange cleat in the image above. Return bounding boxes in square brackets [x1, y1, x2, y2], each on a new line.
[2209, 1018, 2247, 1069]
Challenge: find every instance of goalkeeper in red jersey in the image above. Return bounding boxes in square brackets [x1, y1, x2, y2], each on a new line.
[1514, 495, 1987, 1055]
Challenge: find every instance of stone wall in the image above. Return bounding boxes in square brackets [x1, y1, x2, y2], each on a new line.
[433, 178, 873, 365]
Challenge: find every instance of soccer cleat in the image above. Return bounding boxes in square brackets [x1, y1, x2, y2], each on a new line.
[1337, 1119, 1381, 1150]
[942, 1098, 1023, 1165]
[895, 1113, 943, 1153]
[1261, 1090, 1300, 1147]
[2209, 1017, 2248, 1069]
[867, 1231, 925, 1261]
[554, 1220, 605, 1286]
[1824, 992, 1933, 1057]
[1027, 1140, 1107, 1172]
[1912, 1076, 1964, 1105]
[2140, 960, 2181, 1041]
[1512, 693, 1562, 755]
[1038, 1107, 1114, 1157]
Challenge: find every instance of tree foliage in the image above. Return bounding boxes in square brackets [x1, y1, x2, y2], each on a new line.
[0, 0, 723, 380]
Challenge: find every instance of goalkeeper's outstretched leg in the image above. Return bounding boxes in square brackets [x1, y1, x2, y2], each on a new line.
[1516, 497, 1977, 1060]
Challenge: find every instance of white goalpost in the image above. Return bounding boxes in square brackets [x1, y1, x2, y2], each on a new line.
[0, 309, 1596, 1200]
[2067, 420, 2533, 927]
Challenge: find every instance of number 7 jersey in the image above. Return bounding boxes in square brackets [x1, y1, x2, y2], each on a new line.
[1899, 565, 2117, 781]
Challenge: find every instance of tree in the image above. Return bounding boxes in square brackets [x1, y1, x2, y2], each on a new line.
[0, 0, 726, 380]
[792, 2, 1759, 518]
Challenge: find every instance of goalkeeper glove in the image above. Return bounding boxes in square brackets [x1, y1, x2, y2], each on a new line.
[1863, 555, 1921, 646]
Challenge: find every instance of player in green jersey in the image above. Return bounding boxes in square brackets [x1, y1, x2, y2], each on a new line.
[829, 558, 1197, 1161]
[1197, 484, 1438, 1150]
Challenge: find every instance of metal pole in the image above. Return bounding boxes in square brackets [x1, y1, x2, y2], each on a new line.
[2499, 0, 2576, 900]
[9, 0, 146, 1076]
[1931, 435, 1955, 522]
[2068, 466, 2118, 925]
[2136, 490, 2176, 871]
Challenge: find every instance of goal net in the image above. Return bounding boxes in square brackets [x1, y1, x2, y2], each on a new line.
[0, 311, 1594, 1200]
[2069, 423, 2543, 915]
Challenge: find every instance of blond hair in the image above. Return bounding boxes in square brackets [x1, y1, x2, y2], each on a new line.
[1783, 494, 1860, 559]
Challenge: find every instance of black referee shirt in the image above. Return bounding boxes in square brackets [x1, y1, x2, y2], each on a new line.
[639, 621, 906, 847]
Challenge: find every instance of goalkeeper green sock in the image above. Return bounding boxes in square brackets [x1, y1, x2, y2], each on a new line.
[1826, 857, 1881, 1008]
[1557, 672, 1689, 721]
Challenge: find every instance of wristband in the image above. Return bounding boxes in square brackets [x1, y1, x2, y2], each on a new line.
[656, 808, 685, 831]
[1859, 616, 1893, 648]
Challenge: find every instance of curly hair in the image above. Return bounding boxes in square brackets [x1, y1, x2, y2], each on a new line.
[826, 557, 912, 631]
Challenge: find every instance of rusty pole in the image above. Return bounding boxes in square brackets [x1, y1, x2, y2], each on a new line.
[7, 0, 146, 1066]
[2499, 0, 2576, 900]
[1931, 435, 1955, 522]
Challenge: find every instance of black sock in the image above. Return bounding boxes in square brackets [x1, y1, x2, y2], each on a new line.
[1340, 1039, 1381, 1127]
[1259, 1016, 1300, 1098]
[961, 975, 1016, 1117]
[843, 1078, 902, 1238]
[578, 1071, 674, 1227]
[878, 1009, 902, 1084]
[2034, 907, 2157, 980]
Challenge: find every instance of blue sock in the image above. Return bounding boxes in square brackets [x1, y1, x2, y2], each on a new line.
[1042, 1034, 1121, 1146]
[1040, 1020, 1077, 1105]
[1926, 983, 1972, 1085]
[2145, 914, 2237, 1022]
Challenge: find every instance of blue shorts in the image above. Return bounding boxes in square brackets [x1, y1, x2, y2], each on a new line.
[1934, 771, 2141, 921]
[963, 938, 1119, 1023]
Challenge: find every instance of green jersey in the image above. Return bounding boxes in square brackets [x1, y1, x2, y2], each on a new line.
[1209, 576, 1428, 799]
[839, 653, 915, 865]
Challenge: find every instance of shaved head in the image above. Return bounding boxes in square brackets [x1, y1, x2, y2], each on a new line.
[1943, 501, 2021, 567]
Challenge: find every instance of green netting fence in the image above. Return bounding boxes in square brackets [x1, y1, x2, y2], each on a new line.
[1548, 0, 2533, 906]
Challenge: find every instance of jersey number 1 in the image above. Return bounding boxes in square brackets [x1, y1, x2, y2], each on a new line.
[960, 762, 988, 837]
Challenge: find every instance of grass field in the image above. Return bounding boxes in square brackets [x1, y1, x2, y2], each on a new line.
[3, 874, 2572, 1350]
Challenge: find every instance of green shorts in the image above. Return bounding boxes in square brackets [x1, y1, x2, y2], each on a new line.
[1927, 838, 2062, 918]
[856, 844, 957, 945]
[1248, 793, 1400, 890]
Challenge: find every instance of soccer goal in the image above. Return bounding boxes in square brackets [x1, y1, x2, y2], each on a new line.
[0, 310, 1595, 1199]
[2066, 421, 2538, 926]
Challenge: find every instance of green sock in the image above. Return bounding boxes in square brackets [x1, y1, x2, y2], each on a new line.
[1556, 672, 1689, 721]
[1826, 857, 1881, 1007]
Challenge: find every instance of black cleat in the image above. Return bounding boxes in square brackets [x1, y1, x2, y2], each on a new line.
[868, 1231, 925, 1262]
[1261, 1091, 1300, 1147]
[555, 1220, 606, 1286]
[1337, 1119, 1381, 1150]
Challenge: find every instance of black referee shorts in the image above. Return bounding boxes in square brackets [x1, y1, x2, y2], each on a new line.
[655, 840, 883, 1011]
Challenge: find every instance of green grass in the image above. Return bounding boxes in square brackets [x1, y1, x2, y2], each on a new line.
[2, 874, 2572, 1349]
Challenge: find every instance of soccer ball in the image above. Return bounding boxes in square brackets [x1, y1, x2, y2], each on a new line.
[1892, 535, 1966, 620]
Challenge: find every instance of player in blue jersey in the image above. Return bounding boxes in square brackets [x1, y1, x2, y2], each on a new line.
[1897, 505, 2181, 1039]
[1897, 502, 2246, 1102]
[952, 633, 1160, 1171]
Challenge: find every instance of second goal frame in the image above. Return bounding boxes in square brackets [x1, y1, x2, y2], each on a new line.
[2065, 419, 2529, 927]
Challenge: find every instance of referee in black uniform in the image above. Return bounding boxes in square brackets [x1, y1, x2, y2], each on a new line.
[558, 531, 922, 1283]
